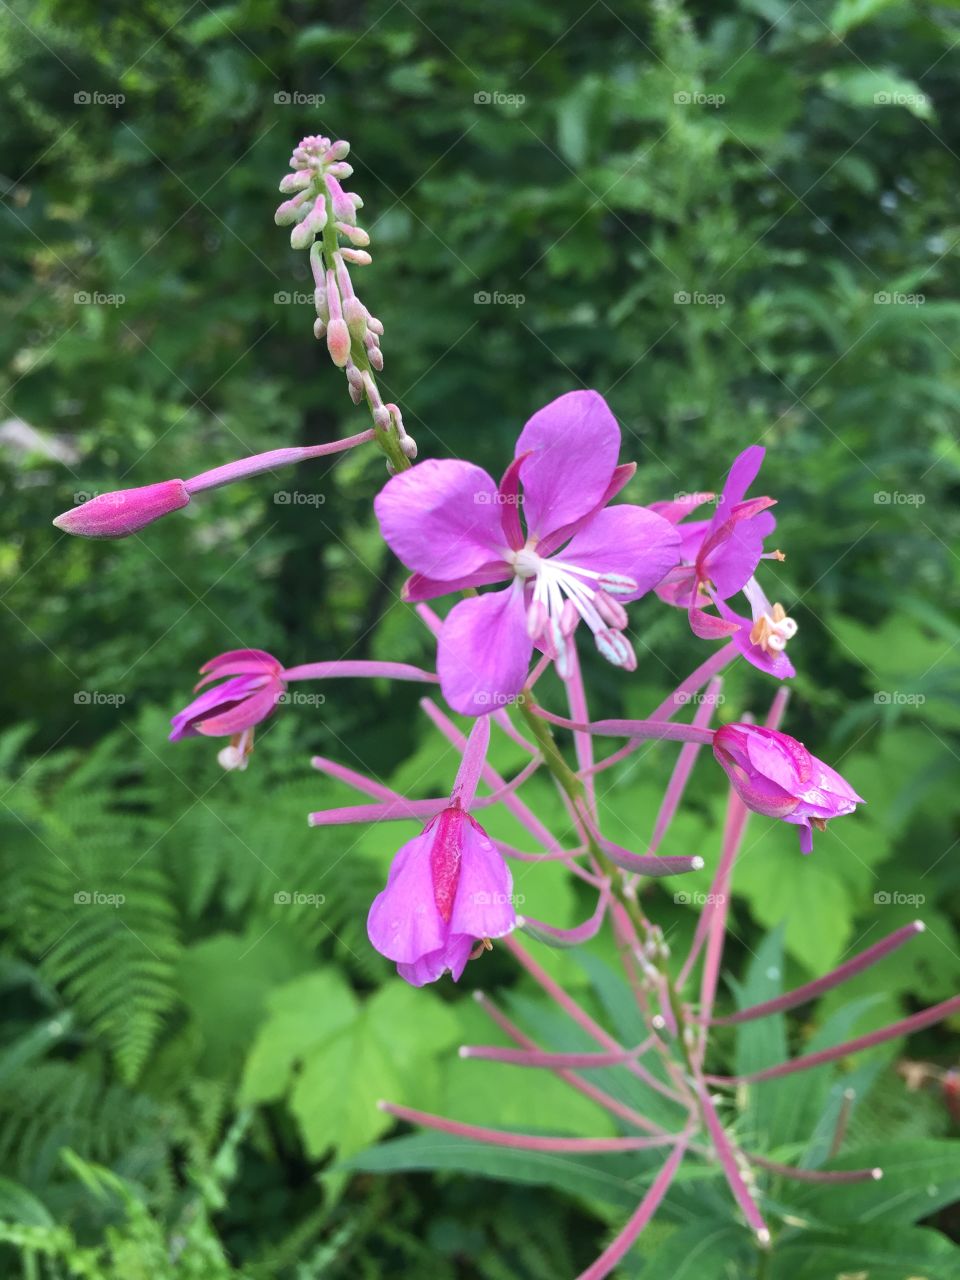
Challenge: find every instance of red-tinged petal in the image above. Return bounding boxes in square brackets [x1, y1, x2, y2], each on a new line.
[193, 680, 283, 737]
[375, 459, 507, 579]
[497, 452, 530, 550]
[689, 604, 740, 639]
[515, 390, 620, 542]
[448, 816, 515, 939]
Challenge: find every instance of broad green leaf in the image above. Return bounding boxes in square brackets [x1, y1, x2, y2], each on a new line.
[772, 1224, 960, 1279]
[786, 1140, 960, 1225]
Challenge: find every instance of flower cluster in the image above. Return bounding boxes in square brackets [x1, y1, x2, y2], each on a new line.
[54, 132, 958, 1280]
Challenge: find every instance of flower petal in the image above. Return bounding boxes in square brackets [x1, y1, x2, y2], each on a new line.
[375, 459, 507, 579]
[398, 934, 474, 986]
[437, 583, 533, 715]
[367, 830, 447, 964]
[559, 505, 681, 603]
[449, 817, 516, 939]
[516, 390, 620, 541]
[169, 674, 271, 740]
[402, 562, 512, 603]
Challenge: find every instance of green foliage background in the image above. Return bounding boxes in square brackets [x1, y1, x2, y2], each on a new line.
[1, 0, 959, 1274]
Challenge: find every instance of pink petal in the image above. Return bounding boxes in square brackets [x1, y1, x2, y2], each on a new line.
[375, 459, 508, 580]
[193, 680, 282, 737]
[402, 562, 512, 603]
[398, 934, 474, 986]
[558, 505, 680, 602]
[715, 598, 795, 679]
[448, 817, 516, 938]
[537, 462, 636, 557]
[515, 390, 620, 542]
[200, 648, 279, 675]
[437, 583, 533, 716]
[367, 830, 447, 964]
[169, 674, 274, 740]
[718, 445, 765, 511]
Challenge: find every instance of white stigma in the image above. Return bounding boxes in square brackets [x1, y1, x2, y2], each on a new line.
[743, 576, 797, 656]
[510, 546, 639, 675]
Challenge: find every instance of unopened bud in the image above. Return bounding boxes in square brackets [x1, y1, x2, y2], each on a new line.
[326, 317, 352, 367]
[400, 435, 418, 459]
[274, 193, 308, 226]
[340, 248, 372, 266]
[336, 222, 370, 247]
[279, 171, 312, 194]
[53, 479, 190, 540]
[325, 161, 353, 179]
[343, 296, 368, 340]
[323, 140, 350, 163]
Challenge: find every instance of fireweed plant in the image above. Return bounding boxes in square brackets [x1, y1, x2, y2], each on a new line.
[54, 135, 960, 1276]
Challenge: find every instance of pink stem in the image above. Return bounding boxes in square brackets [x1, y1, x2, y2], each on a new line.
[706, 993, 960, 1085]
[306, 758, 543, 826]
[459, 1042, 652, 1069]
[745, 1154, 882, 1184]
[451, 716, 491, 809]
[564, 643, 597, 820]
[648, 642, 739, 721]
[474, 992, 668, 1136]
[575, 1139, 690, 1280]
[310, 756, 397, 801]
[494, 840, 589, 863]
[646, 677, 722, 856]
[184, 430, 376, 493]
[284, 659, 437, 682]
[504, 936, 689, 1107]
[532, 706, 715, 746]
[697, 1085, 769, 1243]
[377, 1102, 683, 1154]
[705, 921, 926, 1025]
[419, 699, 559, 852]
[518, 890, 610, 945]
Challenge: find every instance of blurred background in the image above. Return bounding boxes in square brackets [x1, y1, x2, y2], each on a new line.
[2, 0, 959, 1274]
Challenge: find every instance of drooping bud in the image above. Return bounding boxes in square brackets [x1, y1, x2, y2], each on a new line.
[53, 479, 190, 539]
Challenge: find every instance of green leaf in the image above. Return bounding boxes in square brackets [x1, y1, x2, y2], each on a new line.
[634, 1219, 754, 1277]
[771, 1224, 960, 1279]
[786, 1140, 960, 1225]
[820, 66, 933, 120]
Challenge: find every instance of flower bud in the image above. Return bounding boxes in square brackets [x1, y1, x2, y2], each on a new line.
[278, 171, 312, 194]
[343, 296, 368, 340]
[326, 317, 352, 367]
[341, 248, 372, 266]
[53, 479, 190, 540]
[274, 193, 308, 226]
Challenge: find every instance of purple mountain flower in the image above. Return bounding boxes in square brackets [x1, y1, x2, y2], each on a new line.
[374, 390, 680, 715]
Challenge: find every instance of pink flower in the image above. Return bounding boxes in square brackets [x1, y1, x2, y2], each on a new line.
[169, 649, 286, 771]
[374, 390, 680, 715]
[713, 723, 863, 853]
[367, 718, 515, 986]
